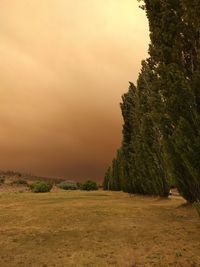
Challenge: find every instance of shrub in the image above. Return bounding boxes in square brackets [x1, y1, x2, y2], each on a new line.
[0, 176, 5, 184]
[58, 181, 78, 190]
[80, 180, 98, 191]
[12, 179, 28, 185]
[30, 181, 52, 193]
[193, 201, 200, 217]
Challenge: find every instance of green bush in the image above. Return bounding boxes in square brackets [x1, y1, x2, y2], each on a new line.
[193, 201, 200, 217]
[58, 181, 78, 190]
[12, 179, 28, 185]
[80, 180, 98, 191]
[30, 181, 52, 193]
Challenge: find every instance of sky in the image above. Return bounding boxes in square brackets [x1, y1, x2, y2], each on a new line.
[0, 0, 149, 181]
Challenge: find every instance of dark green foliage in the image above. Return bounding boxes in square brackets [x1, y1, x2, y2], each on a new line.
[30, 181, 53, 193]
[104, 79, 169, 197]
[120, 84, 138, 193]
[141, 0, 200, 202]
[58, 181, 78, 190]
[80, 180, 98, 191]
[103, 149, 127, 192]
[137, 62, 169, 196]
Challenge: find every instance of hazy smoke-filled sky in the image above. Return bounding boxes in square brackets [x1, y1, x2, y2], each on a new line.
[0, 0, 149, 181]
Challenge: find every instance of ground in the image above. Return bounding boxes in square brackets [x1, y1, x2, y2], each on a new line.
[0, 189, 200, 267]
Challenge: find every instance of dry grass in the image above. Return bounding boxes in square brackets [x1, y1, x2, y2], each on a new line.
[0, 190, 200, 267]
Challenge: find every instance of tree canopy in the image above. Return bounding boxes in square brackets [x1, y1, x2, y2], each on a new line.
[104, 0, 200, 202]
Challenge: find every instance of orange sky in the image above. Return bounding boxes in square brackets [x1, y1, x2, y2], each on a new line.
[0, 0, 149, 181]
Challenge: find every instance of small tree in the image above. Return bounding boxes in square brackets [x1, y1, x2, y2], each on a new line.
[30, 181, 52, 193]
[80, 180, 98, 191]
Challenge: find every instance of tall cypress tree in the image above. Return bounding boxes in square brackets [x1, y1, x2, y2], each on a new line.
[134, 61, 169, 196]
[105, 69, 170, 197]
[120, 82, 138, 193]
[103, 148, 125, 191]
[142, 0, 200, 202]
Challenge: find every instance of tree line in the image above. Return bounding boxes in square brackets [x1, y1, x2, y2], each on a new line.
[103, 0, 200, 203]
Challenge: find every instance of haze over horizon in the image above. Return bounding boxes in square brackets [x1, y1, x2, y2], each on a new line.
[0, 0, 149, 181]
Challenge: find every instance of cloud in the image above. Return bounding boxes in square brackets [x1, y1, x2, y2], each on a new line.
[0, 0, 149, 180]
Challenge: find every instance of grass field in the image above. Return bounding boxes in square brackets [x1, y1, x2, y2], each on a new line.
[0, 190, 200, 267]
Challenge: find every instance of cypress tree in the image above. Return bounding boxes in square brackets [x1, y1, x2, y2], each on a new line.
[142, 0, 200, 202]
[104, 67, 170, 197]
[134, 61, 169, 197]
[103, 148, 125, 191]
[120, 82, 138, 193]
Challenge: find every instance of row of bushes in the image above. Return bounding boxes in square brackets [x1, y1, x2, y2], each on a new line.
[58, 180, 98, 191]
[0, 177, 99, 193]
[30, 180, 98, 193]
